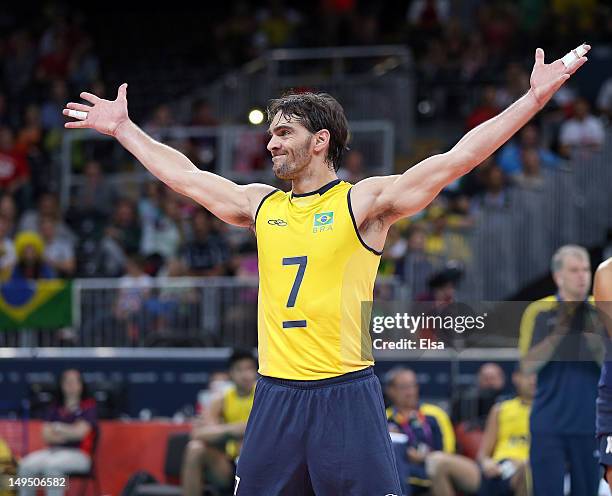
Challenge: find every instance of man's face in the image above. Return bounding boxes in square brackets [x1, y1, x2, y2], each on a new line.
[513, 371, 536, 400]
[267, 112, 315, 180]
[388, 370, 419, 409]
[554, 254, 591, 300]
[229, 359, 258, 393]
[478, 363, 505, 391]
[62, 370, 83, 399]
[575, 99, 589, 119]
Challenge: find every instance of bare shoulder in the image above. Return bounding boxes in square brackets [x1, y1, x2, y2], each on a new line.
[594, 258, 612, 302]
[237, 183, 278, 230]
[597, 258, 612, 275]
[351, 175, 398, 197]
[241, 183, 277, 211]
[350, 175, 400, 224]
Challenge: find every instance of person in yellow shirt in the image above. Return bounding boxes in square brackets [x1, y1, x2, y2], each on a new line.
[181, 349, 256, 496]
[64, 43, 589, 495]
[427, 368, 535, 496]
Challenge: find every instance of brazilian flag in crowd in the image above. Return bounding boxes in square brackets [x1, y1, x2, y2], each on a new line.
[0, 279, 72, 330]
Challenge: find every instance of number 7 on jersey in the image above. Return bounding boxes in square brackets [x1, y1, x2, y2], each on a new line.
[282, 256, 307, 329]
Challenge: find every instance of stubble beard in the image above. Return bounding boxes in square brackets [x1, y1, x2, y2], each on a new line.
[272, 137, 313, 180]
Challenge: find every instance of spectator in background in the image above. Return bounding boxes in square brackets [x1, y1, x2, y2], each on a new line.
[408, 0, 450, 36]
[559, 97, 605, 158]
[494, 63, 530, 109]
[471, 163, 510, 212]
[3, 30, 36, 98]
[428, 369, 534, 496]
[466, 86, 499, 130]
[396, 224, 435, 297]
[138, 181, 164, 226]
[18, 369, 97, 496]
[0, 215, 16, 280]
[190, 99, 219, 128]
[597, 76, 612, 121]
[0, 194, 17, 235]
[140, 193, 182, 260]
[520, 245, 602, 496]
[385, 367, 455, 496]
[512, 147, 546, 191]
[99, 199, 141, 276]
[41, 80, 69, 131]
[417, 266, 461, 304]
[253, 0, 302, 50]
[182, 349, 257, 496]
[337, 149, 366, 184]
[451, 362, 506, 426]
[114, 255, 153, 344]
[189, 99, 219, 171]
[497, 122, 560, 176]
[0, 126, 30, 204]
[71, 160, 114, 219]
[379, 225, 407, 276]
[9, 231, 54, 280]
[181, 210, 230, 277]
[36, 23, 71, 81]
[15, 104, 43, 157]
[424, 205, 471, 265]
[143, 104, 174, 136]
[19, 192, 74, 243]
[40, 215, 75, 278]
[67, 36, 100, 88]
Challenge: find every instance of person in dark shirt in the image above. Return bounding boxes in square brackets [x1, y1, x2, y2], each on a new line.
[17, 369, 97, 496]
[385, 367, 455, 495]
[451, 362, 506, 426]
[181, 209, 230, 276]
[520, 245, 603, 496]
[594, 258, 612, 491]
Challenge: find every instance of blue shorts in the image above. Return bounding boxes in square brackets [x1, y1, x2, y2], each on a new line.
[234, 366, 403, 496]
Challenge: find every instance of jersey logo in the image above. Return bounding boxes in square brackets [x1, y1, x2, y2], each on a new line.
[313, 211, 334, 233]
[606, 436, 612, 454]
[268, 219, 287, 226]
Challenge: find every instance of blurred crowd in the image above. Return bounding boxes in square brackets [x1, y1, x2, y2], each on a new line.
[1, 0, 612, 302]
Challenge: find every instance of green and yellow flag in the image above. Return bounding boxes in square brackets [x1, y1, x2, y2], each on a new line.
[0, 280, 72, 330]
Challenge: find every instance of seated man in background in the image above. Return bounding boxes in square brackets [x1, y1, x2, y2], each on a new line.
[18, 369, 97, 496]
[451, 362, 507, 426]
[182, 349, 257, 496]
[427, 368, 535, 496]
[385, 367, 455, 495]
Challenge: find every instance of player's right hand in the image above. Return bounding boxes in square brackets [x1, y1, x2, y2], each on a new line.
[63, 83, 130, 137]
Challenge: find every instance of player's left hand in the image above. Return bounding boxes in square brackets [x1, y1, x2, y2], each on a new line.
[529, 43, 590, 108]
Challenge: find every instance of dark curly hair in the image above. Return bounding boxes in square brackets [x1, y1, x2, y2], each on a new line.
[267, 91, 350, 171]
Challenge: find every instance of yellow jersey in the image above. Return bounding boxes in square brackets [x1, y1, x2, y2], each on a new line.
[255, 179, 380, 379]
[222, 385, 255, 458]
[492, 397, 530, 462]
[222, 385, 255, 424]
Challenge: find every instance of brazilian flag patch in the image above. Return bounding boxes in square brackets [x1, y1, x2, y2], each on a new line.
[313, 212, 334, 232]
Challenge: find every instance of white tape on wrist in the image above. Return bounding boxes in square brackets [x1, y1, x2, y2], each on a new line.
[561, 44, 588, 68]
[68, 110, 88, 120]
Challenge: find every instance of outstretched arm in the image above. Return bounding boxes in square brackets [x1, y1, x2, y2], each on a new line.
[63, 84, 274, 228]
[352, 44, 590, 227]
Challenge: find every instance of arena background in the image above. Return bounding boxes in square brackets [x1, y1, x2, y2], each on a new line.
[1, 1, 612, 495]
